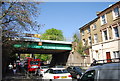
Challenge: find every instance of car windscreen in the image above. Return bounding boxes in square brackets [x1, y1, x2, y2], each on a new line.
[53, 69, 69, 74]
[30, 61, 39, 65]
[74, 67, 82, 72]
[41, 66, 49, 69]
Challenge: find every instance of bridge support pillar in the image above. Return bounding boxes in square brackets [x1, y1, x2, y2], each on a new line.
[50, 51, 70, 66]
[17, 53, 20, 60]
[30, 54, 34, 58]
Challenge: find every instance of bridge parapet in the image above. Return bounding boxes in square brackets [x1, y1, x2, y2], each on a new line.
[13, 38, 72, 50]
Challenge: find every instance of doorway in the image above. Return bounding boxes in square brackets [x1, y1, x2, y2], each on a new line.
[106, 52, 112, 62]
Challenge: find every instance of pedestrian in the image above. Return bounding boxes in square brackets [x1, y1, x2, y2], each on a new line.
[93, 58, 97, 63]
[13, 63, 17, 75]
[91, 58, 97, 66]
[8, 63, 13, 73]
[35, 67, 41, 76]
[20, 62, 25, 73]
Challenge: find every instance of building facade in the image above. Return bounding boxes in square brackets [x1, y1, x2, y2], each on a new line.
[79, 1, 120, 63]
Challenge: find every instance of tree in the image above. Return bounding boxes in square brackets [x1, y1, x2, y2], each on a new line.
[72, 33, 88, 55]
[73, 34, 79, 43]
[35, 54, 52, 61]
[41, 28, 64, 41]
[1, 2, 42, 75]
[40, 28, 64, 61]
[1, 2, 42, 46]
[1, 1, 42, 62]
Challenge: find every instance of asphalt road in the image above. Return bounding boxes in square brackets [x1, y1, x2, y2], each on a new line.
[2, 73, 77, 81]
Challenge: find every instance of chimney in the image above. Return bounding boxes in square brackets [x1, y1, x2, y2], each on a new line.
[109, 4, 113, 7]
[96, 11, 101, 16]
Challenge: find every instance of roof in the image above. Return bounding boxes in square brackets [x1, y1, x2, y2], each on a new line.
[41, 40, 72, 44]
[49, 68, 66, 70]
[97, 1, 120, 16]
[79, 1, 120, 30]
[87, 63, 120, 71]
[79, 17, 98, 30]
[12, 37, 72, 45]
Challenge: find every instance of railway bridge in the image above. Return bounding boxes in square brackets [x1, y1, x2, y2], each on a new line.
[13, 38, 72, 66]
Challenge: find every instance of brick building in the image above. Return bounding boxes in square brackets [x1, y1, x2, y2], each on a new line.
[79, 1, 120, 63]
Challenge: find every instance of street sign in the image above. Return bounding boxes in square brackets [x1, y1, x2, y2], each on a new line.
[38, 42, 42, 46]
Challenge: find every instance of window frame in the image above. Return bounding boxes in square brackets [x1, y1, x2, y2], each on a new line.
[113, 51, 120, 58]
[113, 26, 119, 38]
[82, 30, 84, 36]
[93, 24, 97, 30]
[83, 39, 86, 46]
[103, 30, 108, 40]
[80, 70, 95, 81]
[94, 34, 98, 44]
[100, 14, 107, 25]
[112, 6, 120, 20]
[87, 27, 90, 33]
[88, 36, 91, 45]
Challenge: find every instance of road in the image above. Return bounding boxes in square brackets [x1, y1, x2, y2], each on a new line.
[2, 73, 77, 81]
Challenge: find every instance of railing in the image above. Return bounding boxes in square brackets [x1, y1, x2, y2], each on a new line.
[65, 58, 120, 68]
[66, 63, 91, 67]
[91, 58, 120, 66]
[65, 63, 91, 69]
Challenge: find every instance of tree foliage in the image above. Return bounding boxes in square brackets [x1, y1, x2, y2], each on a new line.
[73, 34, 79, 43]
[72, 34, 88, 55]
[35, 54, 52, 61]
[41, 28, 64, 41]
[40, 28, 64, 61]
[1, 2, 42, 67]
[1, 2, 42, 46]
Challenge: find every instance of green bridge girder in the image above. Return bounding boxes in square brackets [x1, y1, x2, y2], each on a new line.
[13, 42, 72, 50]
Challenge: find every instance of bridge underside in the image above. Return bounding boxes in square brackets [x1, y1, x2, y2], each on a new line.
[14, 48, 71, 66]
[15, 48, 70, 54]
[12, 40, 72, 66]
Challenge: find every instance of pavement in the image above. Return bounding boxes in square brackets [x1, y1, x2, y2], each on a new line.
[2, 72, 43, 81]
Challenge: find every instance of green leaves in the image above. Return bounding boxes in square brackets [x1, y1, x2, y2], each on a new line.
[73, 34, 79, 43]
[1, 2, 42, 46]
[41, 28, 64, 41]
[35, 54, 52, 61]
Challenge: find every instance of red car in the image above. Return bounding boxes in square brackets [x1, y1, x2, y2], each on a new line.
[27, 58, 41, 72]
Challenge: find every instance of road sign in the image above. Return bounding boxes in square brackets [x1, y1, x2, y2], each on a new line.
[38, 42, 42, 46]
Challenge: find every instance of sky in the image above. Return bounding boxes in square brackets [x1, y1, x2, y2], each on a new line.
[36, 2, 116, 41]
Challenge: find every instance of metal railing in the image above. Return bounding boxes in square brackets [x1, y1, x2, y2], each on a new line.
[65, 63, 91, 70]
[91, 58, 120, 66]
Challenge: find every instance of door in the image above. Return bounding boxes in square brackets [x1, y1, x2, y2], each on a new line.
[80, 70, 95, 81]
[106, 52, 112, 63]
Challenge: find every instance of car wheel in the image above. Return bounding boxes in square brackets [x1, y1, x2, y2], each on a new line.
[49, 79, 52, 81]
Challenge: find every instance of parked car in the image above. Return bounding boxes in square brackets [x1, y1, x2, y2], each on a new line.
[42, 68, 72, 80]
[79, 58, 120, 81]
[67, 66, 84, 79]
[40, 66, 49, 76]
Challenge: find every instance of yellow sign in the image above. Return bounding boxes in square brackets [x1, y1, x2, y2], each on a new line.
[34, 34, 41, 38]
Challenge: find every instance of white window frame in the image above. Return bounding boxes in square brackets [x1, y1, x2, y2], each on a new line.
[113, 51, 120, 58]
[112, 7, 120, 20]
[83, 39, 85, 46]
[88, 36, 91, 45]
[112, 26, 119, 39]
[93, 24, 96, 30]
[87, 27, 90, 33]
[100, 14, 107, 25]
[94, 34, 98, 44]
[102, 29, 109, 41]
[82, 30, 84, 36]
